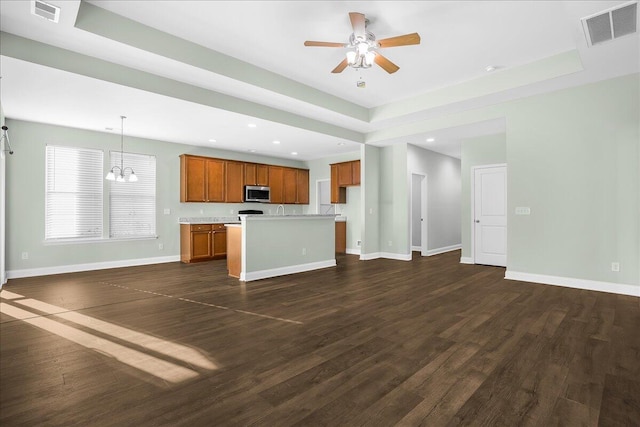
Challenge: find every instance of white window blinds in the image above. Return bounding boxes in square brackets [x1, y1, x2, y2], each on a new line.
[45, 145, 103, 240]
[109, 152, 156, 238]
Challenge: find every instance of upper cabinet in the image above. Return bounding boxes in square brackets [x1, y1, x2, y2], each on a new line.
[180, 154, 309, 204]
[245, 163, 269, 186]
[225, 161, 244, 203]
[180, 155, 225, 202]
[330, 160, 360, 204]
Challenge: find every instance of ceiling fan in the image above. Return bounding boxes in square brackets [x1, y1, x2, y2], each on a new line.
[304, 12, 420, 74]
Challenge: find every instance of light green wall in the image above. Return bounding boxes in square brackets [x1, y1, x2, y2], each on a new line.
[0, 104, 5, 284]
[244, 218, 334, 272]
[407, 144, 462, 252]
[505, 75, 638, 285]
[361, 145, 381, 255]
[379, 144, 409, 255]
[5, 119, 306, 273]
[460, 134, 507, 258]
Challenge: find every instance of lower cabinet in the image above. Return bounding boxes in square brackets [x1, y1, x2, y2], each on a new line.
[180, 223, 227, 263]
[335, 221, 346, 254]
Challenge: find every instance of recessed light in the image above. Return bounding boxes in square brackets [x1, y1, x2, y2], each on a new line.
[272, 140, 281, 145]
[337, 142, 346, 146]
[248, 149, 257, 153]
[426, 138, 435, 142]
[105, 127, 113, 131]
[208, 139, 216, 143]
[291, 152, 298, 156]
[485, 65, 496, 72]
[247, 123, 257, 128]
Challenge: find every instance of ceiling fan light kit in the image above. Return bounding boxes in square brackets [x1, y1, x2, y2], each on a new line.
[304, 12, 421, 74]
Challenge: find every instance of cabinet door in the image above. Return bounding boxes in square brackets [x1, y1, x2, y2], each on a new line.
[330, 164, 346, 204]
[283, 168, 297, 204]
[206, 159, 225, 202]
[212, 231, 227, 257]
[225, 161, 244, 203]
[256, 164, 269, 186]
[296, 169, 309, 204]
[352, 160, 361, 186]
[337, 162, 353, 186]
[181, 155, 206, 202]
[269, 166, 284, 204]
[244, 163, 257, 186]
[191, 231, 212, 259]
[335, 221, 346, 254]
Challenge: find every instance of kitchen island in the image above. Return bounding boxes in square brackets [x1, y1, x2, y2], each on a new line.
[226, 214, 336, 281]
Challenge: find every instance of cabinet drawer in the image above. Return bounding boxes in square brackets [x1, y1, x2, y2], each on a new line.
[212, 224, 226, 231]
[190, 224, 212, 232]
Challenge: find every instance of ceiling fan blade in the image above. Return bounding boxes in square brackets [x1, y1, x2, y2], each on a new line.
[349, 12, 366, 38]
[374, 53, 400, 74]
[377, 33, 421, 48]
[331, 59, 349, 73]
[304, 41, 345, 47]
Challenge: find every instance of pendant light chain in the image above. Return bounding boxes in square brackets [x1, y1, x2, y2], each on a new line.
[105, 115, 138, 182]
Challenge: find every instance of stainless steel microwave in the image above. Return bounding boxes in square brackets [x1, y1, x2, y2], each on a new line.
[244, 185, 270, 203]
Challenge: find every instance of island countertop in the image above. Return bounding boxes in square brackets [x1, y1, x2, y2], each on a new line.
[178, 216, 239, 224]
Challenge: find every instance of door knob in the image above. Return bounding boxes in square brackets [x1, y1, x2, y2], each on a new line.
[475, 220, 480, 223]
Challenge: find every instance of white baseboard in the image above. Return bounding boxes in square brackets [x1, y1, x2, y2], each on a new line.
[460, 257, 474, 264]
[426, 244, 461, 257]
[346, 248, 361, 256]
[360, 252, 411, 261]
[411, 246, 421, 252]
[6, 255, 181, 280]
[505, 270, 640, 297]
[242, 259, 336, 282]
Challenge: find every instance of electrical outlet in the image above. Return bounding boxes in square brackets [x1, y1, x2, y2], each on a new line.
[357, 240, 361, 247]
[388, 240, 392, 247]
[611, 262, 620, 272]
[21, 251, 28, 260]
[302, 248, 306, 255]
[369, 208, 373, 215]
[158, 243, 164, 250]
[230, 209, 234, 214]
[515, 207, 531, 215]
[163, 208, 170, 215]
[199, 209, 204, 214]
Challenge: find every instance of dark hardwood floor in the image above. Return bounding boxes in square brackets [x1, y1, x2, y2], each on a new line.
[1, 251, 638, 426]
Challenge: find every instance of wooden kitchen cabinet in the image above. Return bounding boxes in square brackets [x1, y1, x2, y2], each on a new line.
[331, 164, 346, 204]
[335, 221, 346, 254]
[206, 158, 225, 202]
[269, 166, 284, 204]
[225, 161, 244, 203]
[245, 163, 270, 187]
[330, 160, 360, 204]
[337, 162, 353, 186]
[180, 223, 227, 263]
[180, 155, 225, 202]
[352, 160, 360, 185]
[283, 167, 297, 204]
[296, 169, 309, 204]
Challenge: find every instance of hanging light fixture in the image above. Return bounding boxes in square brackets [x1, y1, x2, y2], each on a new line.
[105, 116, 137, 182]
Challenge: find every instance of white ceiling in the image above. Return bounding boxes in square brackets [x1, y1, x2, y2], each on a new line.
[0, 0, 638, 160]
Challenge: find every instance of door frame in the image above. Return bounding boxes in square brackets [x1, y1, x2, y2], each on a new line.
[410, 172, 428, 256]
[471, 163, 507, 264]
[315, 179, 333, 214]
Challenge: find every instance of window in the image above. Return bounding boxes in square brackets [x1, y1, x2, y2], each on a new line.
[45, 145, 103, 240]
[109, 151, 156, 238]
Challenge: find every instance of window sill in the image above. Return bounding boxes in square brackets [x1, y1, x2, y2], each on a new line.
[43, 236, 158, 246]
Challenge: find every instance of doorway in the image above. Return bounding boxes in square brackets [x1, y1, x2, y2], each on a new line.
[411, 173, 428, 256]
[316, 179, 334, 214]
[472, 164, 507, 267]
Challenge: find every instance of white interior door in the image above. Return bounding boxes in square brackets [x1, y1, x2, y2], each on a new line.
[420, 175, 428, 257]
[474, 165, 507, 266]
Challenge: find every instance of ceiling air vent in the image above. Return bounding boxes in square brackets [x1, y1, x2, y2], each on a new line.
[581, 1, 638, 47]
[31, 0, 60, 23]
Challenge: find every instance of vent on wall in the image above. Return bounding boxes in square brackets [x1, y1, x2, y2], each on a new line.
[31, 0, 60, 23]
[581, 1, 638, 46]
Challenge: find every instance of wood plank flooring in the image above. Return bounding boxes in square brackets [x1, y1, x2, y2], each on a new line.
[1, 251, 638, 426]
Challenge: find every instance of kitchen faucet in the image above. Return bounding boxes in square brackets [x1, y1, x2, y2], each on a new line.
[276, 205, 285, 216]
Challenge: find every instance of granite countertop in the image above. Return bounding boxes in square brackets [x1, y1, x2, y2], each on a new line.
[178, 216, 240, 224]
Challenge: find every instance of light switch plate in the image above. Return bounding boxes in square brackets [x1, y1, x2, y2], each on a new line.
[515, 207, 531, 215]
